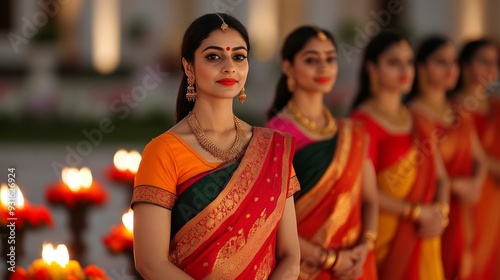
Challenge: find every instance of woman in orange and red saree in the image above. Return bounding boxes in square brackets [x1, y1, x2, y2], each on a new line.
[406, 37, 488, 280]
[266, 26, 379, 280]
[451, 39, 499, 280]
[130, 13, 301, 280]
[350, 32, 450, 280]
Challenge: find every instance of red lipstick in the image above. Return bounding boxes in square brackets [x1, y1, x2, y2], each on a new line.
[399, 75, 409, 84]
[314, 77, 331, 84]
[217, 78, 237, 86]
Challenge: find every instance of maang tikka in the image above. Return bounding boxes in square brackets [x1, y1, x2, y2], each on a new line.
[215, 13, 228, 33]
[186, 76, 197, 102]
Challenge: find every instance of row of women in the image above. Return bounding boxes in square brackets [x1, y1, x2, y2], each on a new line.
[129, 13, 500, 280]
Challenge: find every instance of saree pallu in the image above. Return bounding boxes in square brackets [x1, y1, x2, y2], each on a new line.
[471, 99, 500, 280]
[136, 128, 298, 280]
[293, 120, 377, 280]
[411, 108, 476, 280]
[375, 121, 439, 280]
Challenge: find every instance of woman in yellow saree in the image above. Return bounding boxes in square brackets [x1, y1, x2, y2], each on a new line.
[131, 13, 301, 280]
[406, 37, 488, 280]
[452, 39, 499, 280]
[350, 32, 450, 280]
[266, 26, 378, 280]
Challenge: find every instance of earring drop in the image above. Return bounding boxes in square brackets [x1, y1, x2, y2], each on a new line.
[186, 76, 197, 102]
[238, 87, 247, 104]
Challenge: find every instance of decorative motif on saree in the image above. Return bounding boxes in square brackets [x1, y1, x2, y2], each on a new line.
[169, 128, 295, 280]
[132, 185, 177, 209]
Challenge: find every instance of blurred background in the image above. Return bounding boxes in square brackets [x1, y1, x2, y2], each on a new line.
[0, 0, 499, 276]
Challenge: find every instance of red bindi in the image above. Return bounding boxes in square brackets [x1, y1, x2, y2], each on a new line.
[226, 47, 230, 51]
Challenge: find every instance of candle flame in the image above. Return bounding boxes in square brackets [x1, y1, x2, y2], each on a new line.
[42, 243, 70, 267]
[63, 168, 81, 192]
[42, 243, 55, 264]
[55, 244, 70, 267]
[113, 149, 129, 172]
[79, 167, 93, 189]
[0, 184, 8, 207]
[127, 150, 142, 174]
[0, 183, 25, 209]
[122, 209, 134, 233]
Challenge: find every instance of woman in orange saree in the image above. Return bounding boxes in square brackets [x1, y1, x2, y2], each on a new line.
[406, 37, 488, 280]
[350, 32, 450, 280]
[266, 26, 378, 280]
[452, 39, 499, 280]
[131, 13, 301, 280]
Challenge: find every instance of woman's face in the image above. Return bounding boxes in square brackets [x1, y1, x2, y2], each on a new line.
[184, 28, 249, 101]
[288, 37, 338, 94]
[465, 45, 499, 87]
[420, 43, 459, 90]
[370, 40, 415, 94]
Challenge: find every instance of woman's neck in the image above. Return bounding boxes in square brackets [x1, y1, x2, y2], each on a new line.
[462, 83, 488, 100]
[370, 91, 403, 115]
[290, 90, 324, 119]
[191, 98, 235, 133]
[418, 83, 447, 108]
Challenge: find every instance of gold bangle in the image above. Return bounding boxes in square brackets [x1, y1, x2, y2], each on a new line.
[362, 230, 377, 241]
[318, 247, 328, 268]
[363, 239, 375, 250]
[331, 251, 341, 271]
[435, 201, 450, 217]
[322, 250, 336, 270]
[362, 230, 377, 250]
[411, 204, 422, 221]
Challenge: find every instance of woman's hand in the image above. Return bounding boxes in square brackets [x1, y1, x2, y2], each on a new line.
[416, 204, 445, 238]
[331, 249, 359, 279]
[337, 243, 369, 279]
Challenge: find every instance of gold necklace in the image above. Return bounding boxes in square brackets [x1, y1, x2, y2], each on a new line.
[187, 112, 247, 162]
[369, 101, 410, 127]
[286, 101, 337, 136]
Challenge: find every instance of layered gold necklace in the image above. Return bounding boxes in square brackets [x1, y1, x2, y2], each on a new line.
[286, 101, 337, 136]
[187, 112, 247, 162]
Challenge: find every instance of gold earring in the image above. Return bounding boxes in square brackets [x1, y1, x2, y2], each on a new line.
[287, 77, 296, 92]
[186, 76, 197, 101]
[238, 87, 247, 104]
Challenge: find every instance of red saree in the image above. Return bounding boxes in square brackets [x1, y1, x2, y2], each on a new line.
[471, 99, 500, 279]
[352, 111, 439, 280]
[411, 107, 475, 280]
[268, 117, 377, 280]
[132, 127, 300, 279]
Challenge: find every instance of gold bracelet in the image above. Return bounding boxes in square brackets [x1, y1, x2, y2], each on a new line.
[331, 251, 341, 271]
[362, 230, 377, 250]
[411, 203, 422, 221]
[322, 250, 336, 270]
[318, 247, 328, 268]
[435, 201, 450, 217]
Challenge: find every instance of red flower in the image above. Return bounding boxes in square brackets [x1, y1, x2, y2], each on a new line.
[46, 181, 108, 208]
[102, 225, 133, 254]
[9, 268, 29, 280]
[106, 166, 135, 184]
[84, 265, 110, 280]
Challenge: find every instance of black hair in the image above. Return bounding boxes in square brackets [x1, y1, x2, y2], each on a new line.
[452, 39, 495, 95]
[175, 13, 250, 123]
[351, 31, 406, 110]
[267, 26, 336, 119]
[407, 36, 449, 101]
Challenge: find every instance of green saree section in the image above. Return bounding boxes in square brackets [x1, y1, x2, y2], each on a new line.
[293, 136, 337, 199]
[170, 162, 240, 238]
